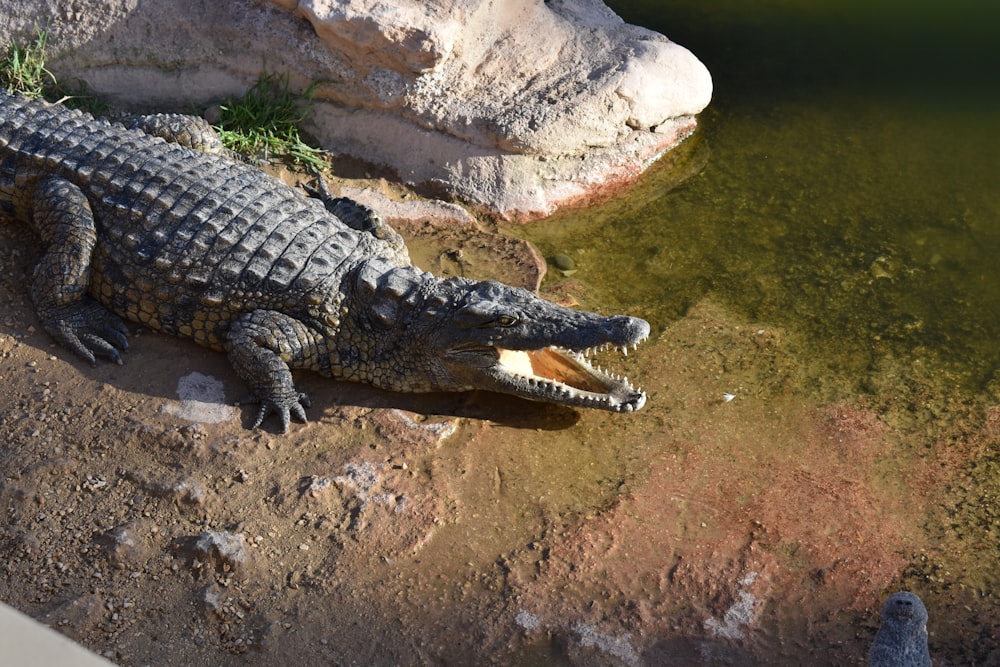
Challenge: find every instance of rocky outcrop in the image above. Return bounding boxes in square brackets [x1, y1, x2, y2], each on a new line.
[1, 0, 711, 218]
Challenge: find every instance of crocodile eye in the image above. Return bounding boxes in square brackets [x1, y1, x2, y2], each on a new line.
[492, 315, 517, 327]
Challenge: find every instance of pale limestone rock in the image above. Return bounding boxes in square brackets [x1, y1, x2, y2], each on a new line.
[0, 0, 711, 218]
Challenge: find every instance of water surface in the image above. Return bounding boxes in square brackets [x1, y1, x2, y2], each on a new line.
[524, 0, 1000, 395]
[496, 1, 1000, 661]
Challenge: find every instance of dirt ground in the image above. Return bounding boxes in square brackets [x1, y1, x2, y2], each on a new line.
[1, 169, 999, 666]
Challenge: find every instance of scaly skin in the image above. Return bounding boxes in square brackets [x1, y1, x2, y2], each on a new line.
[0, 89, 650, 431]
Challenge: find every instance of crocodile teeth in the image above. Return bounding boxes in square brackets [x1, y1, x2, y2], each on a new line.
[492, 337, 647, 413]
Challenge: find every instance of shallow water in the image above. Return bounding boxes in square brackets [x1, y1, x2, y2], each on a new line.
[494, 1, 1000, 661]
[525, 0, 1000, 396]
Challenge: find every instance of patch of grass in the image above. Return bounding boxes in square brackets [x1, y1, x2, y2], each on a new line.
[214, 72, 326, 169]
[2, 31, 113, 115]
[59, 91, 113, 118]
[1, 30, 56, 98]
[2, 35, 326, 169]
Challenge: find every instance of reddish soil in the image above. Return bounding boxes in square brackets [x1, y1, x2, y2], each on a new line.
[1, 179, 998, 666]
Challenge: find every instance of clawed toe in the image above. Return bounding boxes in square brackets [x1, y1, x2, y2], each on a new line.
[81, 333, 124, 365]
[248, 392, 312, 433]
[42, 298, 130, 366]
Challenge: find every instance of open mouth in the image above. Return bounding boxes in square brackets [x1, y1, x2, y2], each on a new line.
[495, 342, 647, 412]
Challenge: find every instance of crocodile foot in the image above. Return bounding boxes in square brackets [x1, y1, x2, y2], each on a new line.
[40, 298, 129, 365]
[244, 391, 312, 433]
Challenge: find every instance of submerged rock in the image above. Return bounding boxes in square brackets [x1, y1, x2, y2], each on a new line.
[2, 0, 711, 218]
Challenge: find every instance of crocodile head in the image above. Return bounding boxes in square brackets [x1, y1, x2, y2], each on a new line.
[350, 265, 650, 412]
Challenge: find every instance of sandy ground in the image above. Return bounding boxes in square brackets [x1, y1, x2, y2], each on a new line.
[1, 169, 999, 666]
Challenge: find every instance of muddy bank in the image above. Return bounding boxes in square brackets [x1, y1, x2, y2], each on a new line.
[2, 173, 998, 665]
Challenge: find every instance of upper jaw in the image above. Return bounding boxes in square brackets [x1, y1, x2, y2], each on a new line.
[533, 314, 651, 354]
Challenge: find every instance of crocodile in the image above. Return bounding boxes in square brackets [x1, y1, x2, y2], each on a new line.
[0, 88, 649, 431]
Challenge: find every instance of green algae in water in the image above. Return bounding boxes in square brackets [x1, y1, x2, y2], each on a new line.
[505, 2, 1000, 662]
[516, 71, 1000, 396]
[518, 3, 1000, 398]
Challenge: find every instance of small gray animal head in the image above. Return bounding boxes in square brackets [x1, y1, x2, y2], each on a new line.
[868, 591, 931, 667]
[879, 591, 928, 627]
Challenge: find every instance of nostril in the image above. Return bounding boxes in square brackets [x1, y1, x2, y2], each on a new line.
[611, 315, 651, 343]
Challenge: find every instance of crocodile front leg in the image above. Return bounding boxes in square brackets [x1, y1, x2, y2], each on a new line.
[28, 176, 129, 364]
[226, 310, 326, 432]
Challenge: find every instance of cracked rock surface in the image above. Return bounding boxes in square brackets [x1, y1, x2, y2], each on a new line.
[1, 0, 711, 217]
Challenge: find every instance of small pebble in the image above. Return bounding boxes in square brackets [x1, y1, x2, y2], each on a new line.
[203, 104, 223, 125]
[552, 253, 576, 271]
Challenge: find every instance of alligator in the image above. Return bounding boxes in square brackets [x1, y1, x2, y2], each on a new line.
[0, 88, 649, 431]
